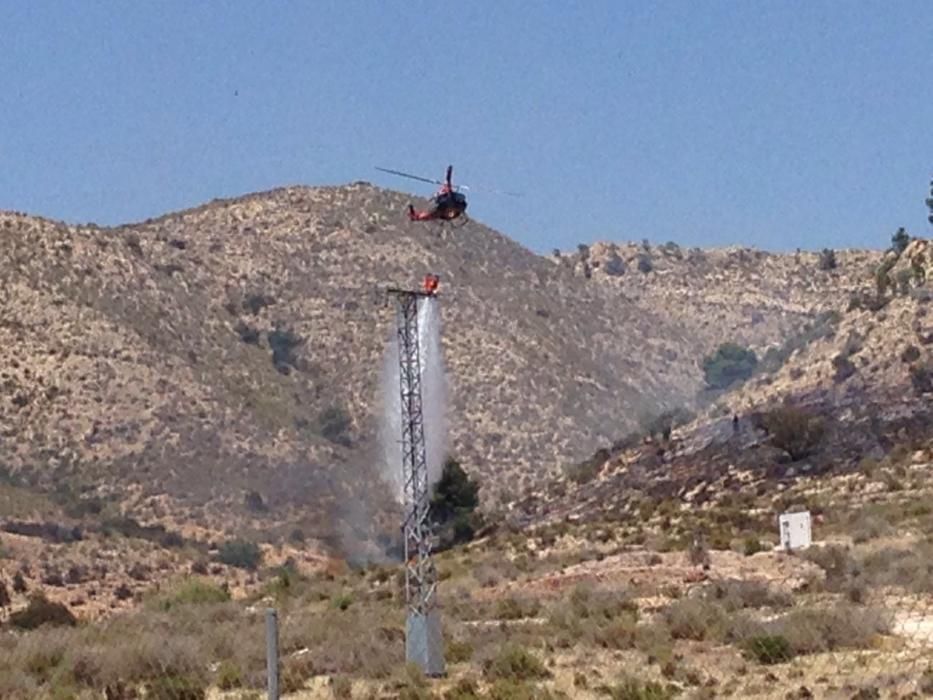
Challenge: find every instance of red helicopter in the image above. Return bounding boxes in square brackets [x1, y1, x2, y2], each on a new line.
[375, 164, 519, 227]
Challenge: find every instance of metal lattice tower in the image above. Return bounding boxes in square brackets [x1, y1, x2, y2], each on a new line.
[387, 287, 445, 676]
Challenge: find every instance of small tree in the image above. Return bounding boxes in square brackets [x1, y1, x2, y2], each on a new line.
[702, 343, 758, 390]
[431, 457, 481, 549]
[891, 227, 911, 255]
[818, 248, 837, 270]
[926, 178, 933, 226]
[763, 406, 825, 461]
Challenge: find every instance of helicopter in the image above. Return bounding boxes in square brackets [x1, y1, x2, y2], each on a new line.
[375, 164, 519, 227]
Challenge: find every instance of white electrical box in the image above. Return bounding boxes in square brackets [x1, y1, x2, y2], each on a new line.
[779, 511, 812, 551]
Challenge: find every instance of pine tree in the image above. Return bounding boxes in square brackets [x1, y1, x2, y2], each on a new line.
[927, 178, 933, 226]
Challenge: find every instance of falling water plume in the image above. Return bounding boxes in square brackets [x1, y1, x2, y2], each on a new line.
[377, 297, 449, 505]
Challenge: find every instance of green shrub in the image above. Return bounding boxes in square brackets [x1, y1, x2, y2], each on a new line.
[331, 592, 353, 611]
[215, 660, 243, 689]
[146, 674, 207, 700]
[150, 578, 230, 611]
[431, 457, 482, 549]
[483, 645, 550, 682]
[216, 539, 263, 570]
[702, 343, 758, 390]
[743, 634, 794, 664]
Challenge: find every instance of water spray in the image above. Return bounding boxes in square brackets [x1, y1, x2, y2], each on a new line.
[383, 278, 447, 676]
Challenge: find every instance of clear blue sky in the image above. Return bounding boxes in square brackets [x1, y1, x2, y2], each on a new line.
[1, 2, 931, 254]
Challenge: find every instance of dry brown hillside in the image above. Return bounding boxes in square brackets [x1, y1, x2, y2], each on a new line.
[553, 240, 881, 361]
[0, 184, 876, 543]
[527, 236, 932, 528]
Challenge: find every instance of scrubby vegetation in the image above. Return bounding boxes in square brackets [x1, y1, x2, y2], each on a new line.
[215, 539, 263, 570]
[702, 343, 758, 390]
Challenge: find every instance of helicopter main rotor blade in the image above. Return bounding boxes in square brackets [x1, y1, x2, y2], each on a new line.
[375, 166, 443, 186]
[458, 183, 523, 197]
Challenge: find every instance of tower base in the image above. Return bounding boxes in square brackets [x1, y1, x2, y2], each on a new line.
[406, 609, 445, 677]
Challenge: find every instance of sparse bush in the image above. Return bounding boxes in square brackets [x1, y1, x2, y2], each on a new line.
[896, 268, 913, 294]
[801, 544, 856, 591]
[234, 320, 261, 345]
[858, 544, 933, 593]
[910, 362, 933, 395]
[564, 448, 608, 484]
[268, 327, 303, 373]
[902, 344, 921, 363]
[832, 354, 856, 383]
[697, 579, 792, 611]
[331, 591, 353, 611]
[774, 605, 890, 655]
[743, 634, 794, 664]
[8, 592, 76, 630]
[149, 578, 231, 611]
[496, 595, 541, 620]
[244, 489, 267, 512]
[605, 676, 678, 700]
[702, 343, 758, 390]
[319, 405, 353, 447]
[243, 293, 275, 315]
[762, 406, 825, 461]
[743, 537, 766, 556]
[216, 539, 263, 570]
[483, 645, 550, 682]
[660, 599, 729, 642]
[146, 674, 207, 700]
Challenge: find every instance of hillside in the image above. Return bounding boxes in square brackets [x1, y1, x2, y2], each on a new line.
[526, 236, 932, 528]
[553, 240, 881, 362]
[2, 188, 932, 698]
[0, 182, 896, 613]
[1, 184, 857, 524]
